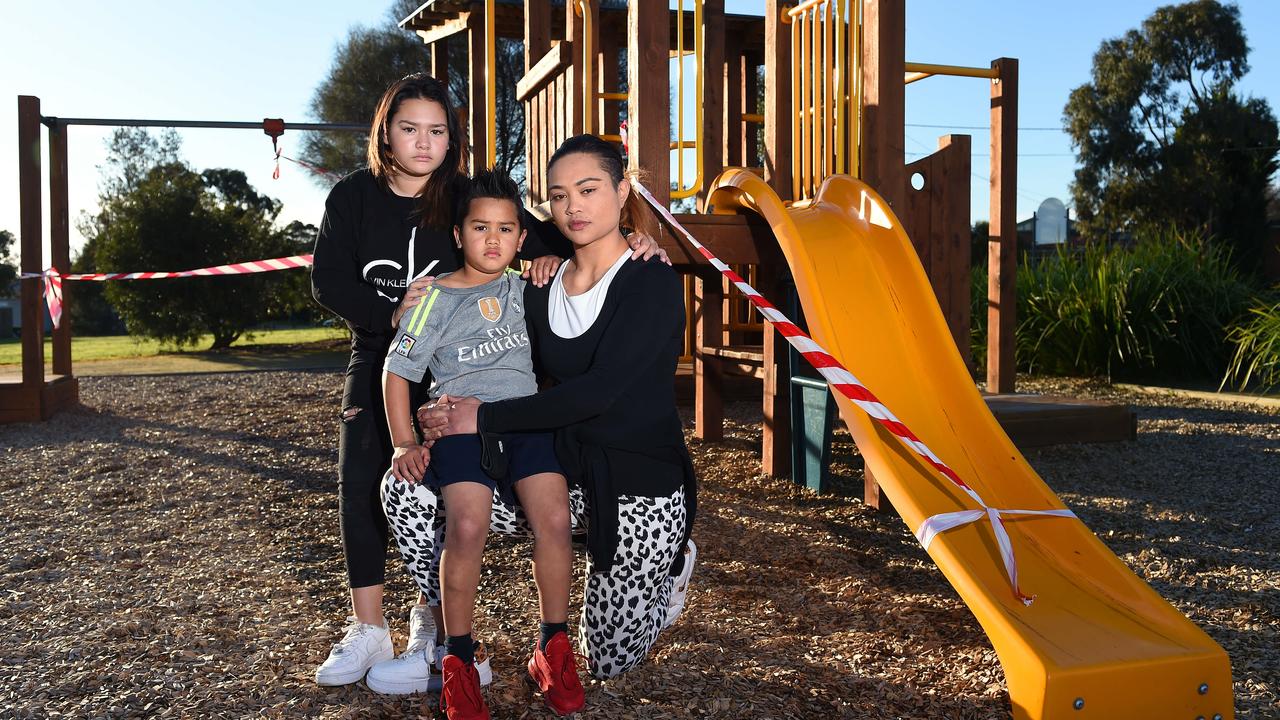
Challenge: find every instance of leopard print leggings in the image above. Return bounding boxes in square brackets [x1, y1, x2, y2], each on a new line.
[381, 472, 685, 679]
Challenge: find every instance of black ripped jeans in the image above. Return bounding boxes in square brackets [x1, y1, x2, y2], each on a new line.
[337, 354, 427, 588]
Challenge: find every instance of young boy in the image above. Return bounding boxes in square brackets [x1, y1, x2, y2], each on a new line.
[380, 170, 584, 720]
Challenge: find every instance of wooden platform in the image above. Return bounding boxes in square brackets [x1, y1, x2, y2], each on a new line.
[983, 393, 1136, 448]
[0, 375, 80, 424]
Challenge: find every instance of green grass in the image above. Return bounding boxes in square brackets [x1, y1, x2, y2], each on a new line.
[0, 326, 348, 365]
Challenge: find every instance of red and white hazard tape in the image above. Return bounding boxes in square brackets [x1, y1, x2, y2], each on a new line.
[634, 181, 1075, 605]
[21, 254, 313, 329]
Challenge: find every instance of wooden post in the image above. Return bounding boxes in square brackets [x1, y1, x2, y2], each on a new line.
[48, 119, 72, 377]
[693, 272, 724, 441]
[722, 34, 742, 168]
[859, 0, 905, 211]
[598, 19, 620, 140]
[524, 0, 549, 203]
[744, 51, 760, 169]
[467, 10, 488, 173]
[627, 0, 669, 206]
[431, 40, 450, 87]
[988, 58, 1017, 393]
[763, 0, 792, 199]
[17, 96, 44, 400]
[566, 0, 587, 138]
[761, 268, 790, 477]
[698, 0, 725, 210]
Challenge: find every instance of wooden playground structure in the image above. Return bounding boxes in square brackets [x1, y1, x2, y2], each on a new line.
[5, 0, 1134, 479]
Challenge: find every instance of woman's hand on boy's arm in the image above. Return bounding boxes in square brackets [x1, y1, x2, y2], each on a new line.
[390, 442, 431, 483]
[417, 393, 480, 440]
[626, 231, 671, 265]
[522, 256, 562, 288]
[392, 276, 437, 328]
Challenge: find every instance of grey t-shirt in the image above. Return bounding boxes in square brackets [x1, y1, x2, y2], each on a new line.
[384, 270, 536, 403]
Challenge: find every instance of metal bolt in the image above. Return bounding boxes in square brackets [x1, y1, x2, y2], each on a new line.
[1213, 715, 1223, 720]
[1198, 683, 1209, 695]
[1072, 698, 1084, 710]
[1196, 716, 1205, 720]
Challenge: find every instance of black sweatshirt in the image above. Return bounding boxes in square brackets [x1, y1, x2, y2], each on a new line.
[477, 258, 697, 571]
[311, 169, 571, 368]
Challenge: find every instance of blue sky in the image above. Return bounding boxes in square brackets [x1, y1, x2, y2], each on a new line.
[2, 1, 1277, 264]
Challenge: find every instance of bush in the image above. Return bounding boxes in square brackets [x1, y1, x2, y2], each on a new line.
[971, 230, 1253, 381]
[1222, 293, 1280, 392]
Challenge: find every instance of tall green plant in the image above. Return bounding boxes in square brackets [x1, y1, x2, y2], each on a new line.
[1222, 294, 1280, 391]
[971, 231, 1252, 380]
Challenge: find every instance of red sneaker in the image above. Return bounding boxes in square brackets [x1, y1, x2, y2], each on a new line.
[440, 654, 490, 720]
[527, 632, 586, 716]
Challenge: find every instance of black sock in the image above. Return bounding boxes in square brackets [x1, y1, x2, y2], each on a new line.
[539, 622, 569, 651]
[446, 634, 475, 664]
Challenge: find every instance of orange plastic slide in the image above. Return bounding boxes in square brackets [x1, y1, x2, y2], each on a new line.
[706, 170, 1233, 720]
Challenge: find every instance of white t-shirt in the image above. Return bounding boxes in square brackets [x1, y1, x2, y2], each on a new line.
[548, 248, 632, 338]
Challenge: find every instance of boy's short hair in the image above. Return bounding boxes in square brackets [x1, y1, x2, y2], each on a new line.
[455, 168, 523, 230]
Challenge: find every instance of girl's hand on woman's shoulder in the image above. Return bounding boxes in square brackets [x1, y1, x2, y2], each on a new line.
[392, 276, 436, 328]
[626, 231, 671, 265]
[522, 255, 562, 288]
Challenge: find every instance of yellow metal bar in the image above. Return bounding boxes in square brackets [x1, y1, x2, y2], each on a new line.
[904, 71, 933, 85]
[904, 61, 999, 79]
[599, 133, 622, 143]
[833, 0, 845, 174]
[578, 0, 595, 136]
[787, 0, 828, 17]
[788, 11, 798, 199]
[852, 0, 862, 178]
[485, 0, 496, 169]
[598, 91, 628, 101]
[823, 0, 833, 181]
[670, 0, 704, 201]
[677, 0, 684, 194]
[790, 16, 801, 200]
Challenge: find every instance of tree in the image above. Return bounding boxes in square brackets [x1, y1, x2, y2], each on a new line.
[81, 129, 312, 348]
[0, 230, 17, 298]
[302, 0, 525, 184]
[1063, 0, 1279, 271]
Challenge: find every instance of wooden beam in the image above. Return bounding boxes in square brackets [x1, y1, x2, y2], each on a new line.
[17, 96, 44, 398]
[763, 0, 792, 200]
[659, 214, 781, 266]
[628, 0, 669, 205]
[48, 121, 72, 377]
[516, 42, 571, 102]
[415, 12, 470, 47]
[860, 0, 905, 212]
[698, 0, 725, 210]
[988, 58, 1018, 393]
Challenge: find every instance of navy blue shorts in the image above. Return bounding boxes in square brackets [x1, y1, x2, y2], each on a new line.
[426, 432, 563, 496]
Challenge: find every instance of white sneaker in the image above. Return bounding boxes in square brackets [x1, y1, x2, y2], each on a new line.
[369, 637, 495, 695]
[315, 617, 394, 686]
[368, 604, 439, 695]
[664, 539, 697, 629]
[405, 603, 436, 653]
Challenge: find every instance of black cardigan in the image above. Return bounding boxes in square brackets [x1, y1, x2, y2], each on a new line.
[311, 169, 570, 363]
[477, 257, 697, 571]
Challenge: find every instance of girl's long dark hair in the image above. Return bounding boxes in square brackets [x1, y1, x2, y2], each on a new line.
[548, 134, 659, 242]
[367, 73, 464, 229]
